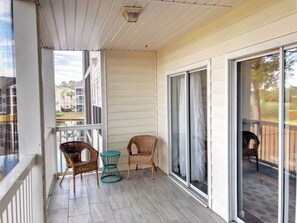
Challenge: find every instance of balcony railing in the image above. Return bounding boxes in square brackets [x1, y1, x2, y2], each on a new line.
[0, 155, 35, 223]
[245, 119, 297, 172]
[56, 124, 102, 175]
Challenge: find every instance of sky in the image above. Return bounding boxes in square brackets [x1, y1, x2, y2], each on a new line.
[54, 51, 83, 85]
[0, 0, 15, 78]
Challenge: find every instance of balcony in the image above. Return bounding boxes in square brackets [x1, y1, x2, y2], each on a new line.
[0, 125, 225, 223]
[47, 169, 224, 223]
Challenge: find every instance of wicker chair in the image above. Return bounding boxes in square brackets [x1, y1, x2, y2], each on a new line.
[127, 135, 158, 180]
[60, 141, 99, 192]
[242, 131, 260, 171]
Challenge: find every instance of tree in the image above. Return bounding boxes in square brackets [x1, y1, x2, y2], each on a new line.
[249, 54, 279, 120]
[249, 51, 296, 120]
[60, 90, 66, 106]
[65, 89, 75, 107]
[59, 81, 69, 88]
[68, 80, 77, 89]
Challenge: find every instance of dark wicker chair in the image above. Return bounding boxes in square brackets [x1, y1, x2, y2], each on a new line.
[242, 131, 260, 171]
[127, 135, 158, 180]
[60, 141, 99, 192]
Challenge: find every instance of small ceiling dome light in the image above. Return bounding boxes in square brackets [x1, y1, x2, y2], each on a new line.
[123, 6, 143, 23]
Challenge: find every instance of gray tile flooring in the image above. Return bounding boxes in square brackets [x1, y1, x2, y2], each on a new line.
[47, 169, 225, 223]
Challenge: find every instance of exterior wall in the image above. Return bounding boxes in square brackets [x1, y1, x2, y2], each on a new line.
[105, 50, 156, 171]
[156, 0, 297, 220]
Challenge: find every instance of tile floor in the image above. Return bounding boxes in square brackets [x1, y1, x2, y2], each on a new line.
[47, 168, 225, 223]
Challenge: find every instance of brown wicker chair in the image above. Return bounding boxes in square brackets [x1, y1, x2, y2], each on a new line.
[60, 141, 99, 192]
[242, 131, 260, 171]
[127, 135, 158, 180]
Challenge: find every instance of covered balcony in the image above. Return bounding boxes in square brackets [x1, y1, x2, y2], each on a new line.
[1, 0, 297, 223]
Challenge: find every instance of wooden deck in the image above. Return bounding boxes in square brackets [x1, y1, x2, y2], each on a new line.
[47, 169, 225, 223]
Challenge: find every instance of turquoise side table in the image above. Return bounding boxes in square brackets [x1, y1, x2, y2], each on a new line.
[100, 150, 122, 183]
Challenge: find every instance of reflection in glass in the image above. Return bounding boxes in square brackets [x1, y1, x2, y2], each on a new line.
[237, 53, 279, 222]
[0, 0, 18, 181]
[171, 75, 186, 181]
[284, 48, 297, 223]
[189, 71, 207, 194]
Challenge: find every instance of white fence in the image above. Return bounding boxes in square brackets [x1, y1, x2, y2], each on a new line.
[0, 155, 36, 223]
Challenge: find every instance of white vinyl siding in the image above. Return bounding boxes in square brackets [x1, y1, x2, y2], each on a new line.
[156, 0, 297, 220]
[105, 50, 157, 171]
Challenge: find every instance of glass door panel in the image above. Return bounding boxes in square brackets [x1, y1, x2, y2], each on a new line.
[284, 47, 297, 223]
[189, 70, 208, 195]
[170, 74, 187, 181]
[237, 53, 279, 223]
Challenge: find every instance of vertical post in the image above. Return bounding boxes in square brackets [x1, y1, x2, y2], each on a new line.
[14, 2, 46, 223]
[278, 47, 284, 223]
[42, 49, 57, 187]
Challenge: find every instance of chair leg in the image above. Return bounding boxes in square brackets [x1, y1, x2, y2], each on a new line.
[128, 164, 130, 179]
[59, 167, 69, 186]
[256, 155, 259, 171]
[151, 165, 154, 180]
[73, 172, 76, 193]
[96, 169, 99, 186]
[153, 162, 157, 171]
[136, 164, 138, 171]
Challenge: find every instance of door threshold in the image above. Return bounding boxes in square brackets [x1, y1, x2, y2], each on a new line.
[168, 174, 208, 207]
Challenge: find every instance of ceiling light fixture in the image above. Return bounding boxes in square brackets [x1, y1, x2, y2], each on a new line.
[122, 6, 143, 23]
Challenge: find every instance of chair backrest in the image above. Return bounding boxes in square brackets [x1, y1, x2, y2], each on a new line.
[60, 141, 98, 163]
[128, 135, 157, 154]
[242, 131, 260, 149]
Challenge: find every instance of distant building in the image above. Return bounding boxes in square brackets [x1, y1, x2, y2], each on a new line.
[55, 86, 76, 112]
[75, 80, 84, 112]
[0, 77, 18, 156]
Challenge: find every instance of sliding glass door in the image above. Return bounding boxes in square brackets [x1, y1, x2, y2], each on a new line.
[284, 47, 297, 223]
[236, 46, 297, 223]
[189, 70, 208, 195]
[169, 68, 208, 198]
[170, 74, 187, 181]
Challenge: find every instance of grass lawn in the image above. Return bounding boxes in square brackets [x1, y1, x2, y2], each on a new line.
[259, 101, 297, 125]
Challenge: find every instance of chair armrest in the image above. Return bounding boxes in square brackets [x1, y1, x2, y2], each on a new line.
[127, 141, 133, 156]
[89, 149, 99, 162]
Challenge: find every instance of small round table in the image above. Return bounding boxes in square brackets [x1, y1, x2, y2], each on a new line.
[100, 150, 122, 183]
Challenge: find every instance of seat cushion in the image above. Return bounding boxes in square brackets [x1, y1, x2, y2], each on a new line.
[129, 153, 152, 163]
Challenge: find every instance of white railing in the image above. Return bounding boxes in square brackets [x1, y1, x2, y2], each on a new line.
[0, 155, 36, 223]
[56, 124, 102, 175]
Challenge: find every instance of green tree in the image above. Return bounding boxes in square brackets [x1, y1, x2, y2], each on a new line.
[68, 80, 77, 89]
[249, 51, 295, 120]
[65, 89, 75, 107]
[60, 90, 66, 106]
[250, 54, 279, 120]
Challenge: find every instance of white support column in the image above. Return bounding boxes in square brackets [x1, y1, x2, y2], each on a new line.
[42, 49, 57, 195]
[14, 1, 46, 223]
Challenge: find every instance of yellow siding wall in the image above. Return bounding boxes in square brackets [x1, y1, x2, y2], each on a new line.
[105, 50, 157, 171]
[156, 0, 297, 220]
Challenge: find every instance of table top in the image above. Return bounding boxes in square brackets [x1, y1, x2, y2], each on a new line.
[100, 150, 121, 157]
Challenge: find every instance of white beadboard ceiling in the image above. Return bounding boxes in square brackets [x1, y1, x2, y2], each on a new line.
[38, 0, 246, 51]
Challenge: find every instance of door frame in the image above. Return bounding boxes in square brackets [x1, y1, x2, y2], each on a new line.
[226, 33, 297, 222]
[167, 60, 211, 206]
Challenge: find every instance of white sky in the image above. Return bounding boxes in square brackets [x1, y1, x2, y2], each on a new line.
[54, 51, 83, 85]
